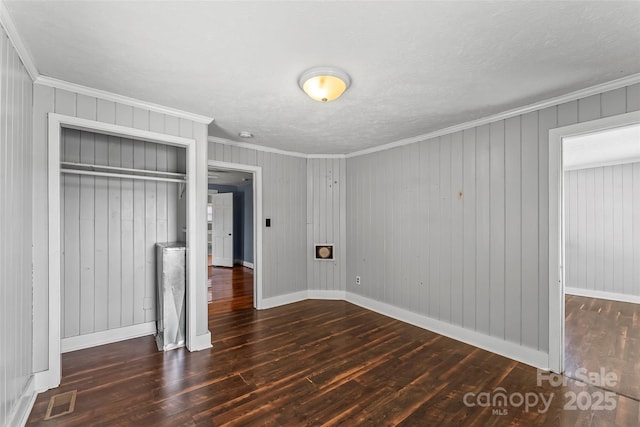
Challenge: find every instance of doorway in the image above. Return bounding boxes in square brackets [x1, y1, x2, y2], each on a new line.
[548, 112, 640, 397]
[563, 123, 640, 399]
[207, 161, 263, 310]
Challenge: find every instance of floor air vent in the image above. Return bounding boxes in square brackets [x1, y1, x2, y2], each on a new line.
[44, 390, 77, 420]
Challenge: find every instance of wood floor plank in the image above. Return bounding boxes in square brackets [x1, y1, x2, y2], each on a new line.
[27, 273, 639, 426]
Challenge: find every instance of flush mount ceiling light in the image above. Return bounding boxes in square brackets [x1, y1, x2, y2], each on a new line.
[298, 66, 351, 102]
[238, 131, 254, 138]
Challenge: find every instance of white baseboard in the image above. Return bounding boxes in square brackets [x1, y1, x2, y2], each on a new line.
[61, 322, 156, 353]
[307, 290, 346, 300]
[190, 331, 213, 351]
[259, 290, 308, 309]
[233, 259, 254, 269]
[33, 369, 58, 392]
[6, 375, 37, 427]
[255, 288, 549, 370]
[345, 291, 549, 371]
[259, 289, 346, 309]
[565, 287, 640, 304]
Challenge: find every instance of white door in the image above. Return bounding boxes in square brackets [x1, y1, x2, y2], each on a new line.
[212, 193, 234, 267]
[207, 192, 215, 260]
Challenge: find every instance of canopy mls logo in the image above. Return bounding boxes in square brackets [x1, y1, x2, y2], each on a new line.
[462, 367, 619, 415]
[463, 387, 553, 415]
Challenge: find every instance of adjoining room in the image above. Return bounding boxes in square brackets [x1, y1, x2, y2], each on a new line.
[563, 124, 640, 400]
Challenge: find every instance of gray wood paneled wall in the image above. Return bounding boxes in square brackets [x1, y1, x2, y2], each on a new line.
[346, 83, 640, 353]
[33, 85, 209, 373]
[60, 129, 184, 338]
[0, 26, 33, 426]
[565, 162, 640, 297]
[307, 158, 347, 291]
[209, 142, 307, 298]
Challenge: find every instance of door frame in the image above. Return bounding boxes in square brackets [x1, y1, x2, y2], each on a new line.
[548, 110, 640, 373]
[208, 160, 263, 308]
[43, 113, 198, 391]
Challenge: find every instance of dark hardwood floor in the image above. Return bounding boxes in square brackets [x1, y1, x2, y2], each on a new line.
[565, 294, 640, 400]
[207, 264, 254, 313]
[27, 293, 640, 425]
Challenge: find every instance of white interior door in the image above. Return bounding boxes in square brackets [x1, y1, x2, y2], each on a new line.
[212, 192, 234, 267]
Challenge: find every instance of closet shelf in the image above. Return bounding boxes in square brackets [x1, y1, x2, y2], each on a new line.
[60, 161, 187, 183]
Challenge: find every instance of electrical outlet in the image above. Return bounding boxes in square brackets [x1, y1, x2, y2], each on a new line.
[356, 276, 361, 285]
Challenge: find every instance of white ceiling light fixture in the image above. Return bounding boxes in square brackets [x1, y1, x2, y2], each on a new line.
[238, 131, 254, 138]
[298, 66, 351, 102]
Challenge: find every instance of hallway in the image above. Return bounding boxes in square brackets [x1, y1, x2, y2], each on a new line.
[208, 264, 254, 314]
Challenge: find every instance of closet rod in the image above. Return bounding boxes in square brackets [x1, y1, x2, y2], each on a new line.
[60, 161, 186, 178]
[61, 168, 186, 183]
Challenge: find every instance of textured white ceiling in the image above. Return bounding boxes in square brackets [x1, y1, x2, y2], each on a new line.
[5, 1, 640, 154]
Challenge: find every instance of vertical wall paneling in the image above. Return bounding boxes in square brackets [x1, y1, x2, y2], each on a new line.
[107, 136, 122, 329]
[307, 157, 347, 293]
[417, 142, 430, 311]
[593, 167, 604, 290]
[59, 129, 184, 339]
[462, 129, 477, 330]
[345, 80, 640, 356]
[565, 162, 640, 298]
[622, 164, 633, 296]
[209, 141, 307, 299]
[439, 136, 452, 321]
[428, 139, 440, 316]
[120, 138, 134, 328]
[504, 116, 522, 344]
[521, 111, 540, 349]
[370, 153, 381, 300]
[450, 132, 464, 326]
[93, 133, 109, 331]
[489, 120, 505, 339]
[0, 25, 33, 426]
[475, 125, 491, 335]
[79, 131, 95, 335]
[601, 88, 626, 118]
[627, 83, 640, 111]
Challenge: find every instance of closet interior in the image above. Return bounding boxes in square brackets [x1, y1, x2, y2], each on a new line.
[59, 127, 187, 347]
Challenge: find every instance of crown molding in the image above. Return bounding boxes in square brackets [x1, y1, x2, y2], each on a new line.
[307, 154, 346, 159]
[35, 75, 213, 125]
[208, 136, 309, 159]
[0, 0, 39, 80]
[346, 72, 640, 158]
[208, 136, 347, 160]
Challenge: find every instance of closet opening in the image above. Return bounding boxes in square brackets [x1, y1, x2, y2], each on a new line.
[44, 113, 198, 391]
